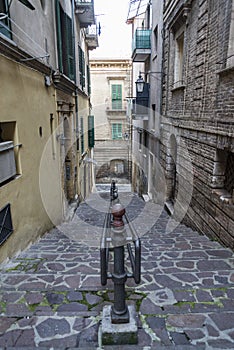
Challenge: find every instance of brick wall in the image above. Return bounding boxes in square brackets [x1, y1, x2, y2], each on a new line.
[160, 0, 234, 249]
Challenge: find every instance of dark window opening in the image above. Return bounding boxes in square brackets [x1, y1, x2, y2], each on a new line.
[224, 151, 234, 194]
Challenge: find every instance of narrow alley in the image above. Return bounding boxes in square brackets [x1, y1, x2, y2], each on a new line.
[0, 186, 233, 349]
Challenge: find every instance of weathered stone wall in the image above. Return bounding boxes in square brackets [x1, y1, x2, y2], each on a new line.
[161, 0, 234, 249]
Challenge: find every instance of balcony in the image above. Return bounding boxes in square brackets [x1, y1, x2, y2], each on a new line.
[132, 28, 151, 62]
[75, 0, 95, 28]
[106, 101, 127, 116]
[85, 24, 99, 50]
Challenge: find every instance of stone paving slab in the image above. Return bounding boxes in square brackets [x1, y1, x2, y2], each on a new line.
[0, 191, 233, 349]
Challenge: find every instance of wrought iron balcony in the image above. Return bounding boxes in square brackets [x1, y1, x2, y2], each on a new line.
[75, 0, 95, 28]
[85, 24, 99, 50]
[132, 28, 151, 62]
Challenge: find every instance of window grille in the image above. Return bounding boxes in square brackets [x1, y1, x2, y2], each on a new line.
[0, 204, 13, 246]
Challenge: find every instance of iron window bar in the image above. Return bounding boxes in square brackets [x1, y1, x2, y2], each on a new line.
[0, 204, 14, 246]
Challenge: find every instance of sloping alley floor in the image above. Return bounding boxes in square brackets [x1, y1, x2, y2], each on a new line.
[0, 187, 234, 349]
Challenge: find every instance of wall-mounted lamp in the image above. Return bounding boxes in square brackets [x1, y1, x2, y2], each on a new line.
[135, 73, 145, 93]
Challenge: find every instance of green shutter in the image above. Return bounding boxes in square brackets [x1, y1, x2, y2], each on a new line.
[66, 14, 74, 80]
[112, 124, 122, 140]
[80, 117, 84, 154]
[79, 46, 85, 89]
[88, 115, 95, 148]
[55, 1, 63, 72]
[55, 2, 74, 80]
[87, 65, 91, 95]
[112, 85, 122, 110]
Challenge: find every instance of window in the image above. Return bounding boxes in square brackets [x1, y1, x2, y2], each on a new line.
[79, 45, 85, 89]
[0, 122, 21, 186]
[224, 152, 234, 195]
[87, 64, 91, 95]
[111, 84, 122, 110]
[88, 115, 95, 148]
[112, 123, 122, 140]
[55, 1, 74, 81]
[80, 117, 84, 154]
[174, 31, 184, 88]
[0, 0, 11, 39]
[111, 160, 125, 174]
[211, 149, 234, 203]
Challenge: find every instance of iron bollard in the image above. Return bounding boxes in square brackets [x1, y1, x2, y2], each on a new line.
[100, 185, 141, 324]
[111, 203, 129, 323]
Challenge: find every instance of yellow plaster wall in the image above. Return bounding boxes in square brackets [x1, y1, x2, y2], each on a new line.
[77, 93, 93, 199]
[0, 55, 63, 262]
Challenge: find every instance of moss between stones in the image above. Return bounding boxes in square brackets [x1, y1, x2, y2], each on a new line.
[6, 258, 45, 273]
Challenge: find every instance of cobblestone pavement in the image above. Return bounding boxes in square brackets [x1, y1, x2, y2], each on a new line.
[0, 187, 234, 349]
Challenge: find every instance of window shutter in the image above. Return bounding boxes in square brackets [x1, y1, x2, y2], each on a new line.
[112, 123, 122, 140]
[55, 2, 74, 80]
[111, 85, 122, 110]
[79, 46, 85, 89]
[88, 115, 95, 148]
[87, 65, 91, 95]
[80, 117, 84, 154]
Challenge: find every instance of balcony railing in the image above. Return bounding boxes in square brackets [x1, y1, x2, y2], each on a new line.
[106, 101, 127, 113]
[132, 28, 151, 62]
[75, 0, 95, 28]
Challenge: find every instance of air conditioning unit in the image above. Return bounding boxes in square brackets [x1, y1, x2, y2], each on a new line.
[0, 141, 16, 184]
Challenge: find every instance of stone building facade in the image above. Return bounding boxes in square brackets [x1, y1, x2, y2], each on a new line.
[90, 59, 132, 183]
[161, 0, 234, 248]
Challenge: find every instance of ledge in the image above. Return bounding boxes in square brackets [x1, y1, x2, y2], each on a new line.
[171, 84, 186, 92]
[216, 65, 234, 76]
[212, 188, 234, 206]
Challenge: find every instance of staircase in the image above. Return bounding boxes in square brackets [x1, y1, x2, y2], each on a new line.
[0, 191, 233, 349]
